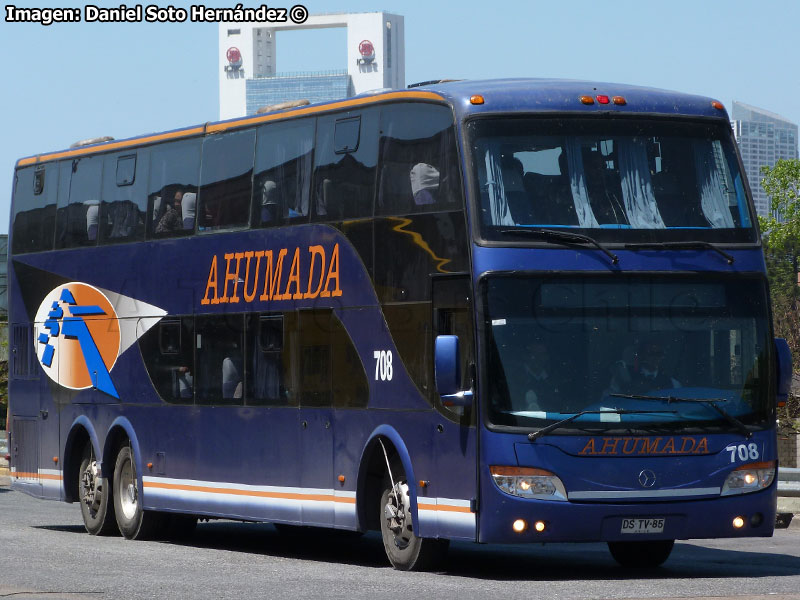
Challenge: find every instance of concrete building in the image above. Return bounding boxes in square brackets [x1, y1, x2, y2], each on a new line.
[731, 101, 799, 219]
[218, 12, 405, 120]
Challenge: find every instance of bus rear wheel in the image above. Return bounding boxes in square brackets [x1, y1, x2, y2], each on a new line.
[78, 445, 117, 535]
[112, 445, 163, 540]
[379, 469, 448, 571]
[608, 539, 675, 568]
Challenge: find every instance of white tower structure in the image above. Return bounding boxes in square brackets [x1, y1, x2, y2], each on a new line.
[219, 12, 405, 120]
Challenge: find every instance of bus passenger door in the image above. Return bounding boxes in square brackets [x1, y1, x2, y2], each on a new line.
[431, 276, 478, 541]
[297, 310, 334, 527]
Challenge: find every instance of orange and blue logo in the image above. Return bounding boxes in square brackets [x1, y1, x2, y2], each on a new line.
[34, 282, 167, 398]
[35, 283, 121, 398]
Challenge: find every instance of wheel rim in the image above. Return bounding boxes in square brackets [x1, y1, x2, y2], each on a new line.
[80, 460, 103, 517]
[118, 454, 138, 520]
[384, 481, 413, 550]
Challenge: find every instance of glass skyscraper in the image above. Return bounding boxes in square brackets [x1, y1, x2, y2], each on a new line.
[246, 71, 353, 115]
[731, 101, 798, 219]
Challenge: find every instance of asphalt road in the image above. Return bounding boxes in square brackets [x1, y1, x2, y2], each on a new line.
[2, 482, 800, 600]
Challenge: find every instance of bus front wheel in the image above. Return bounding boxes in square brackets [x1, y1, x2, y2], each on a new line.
[379, 468, 448, 571]
[112, 445, 162, 540]
[78, 445, 118, 536]
[608, 539, 675, 568]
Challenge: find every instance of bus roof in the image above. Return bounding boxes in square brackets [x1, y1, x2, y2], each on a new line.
[415, 78, 729, 121]
[15, 78, 729, 169]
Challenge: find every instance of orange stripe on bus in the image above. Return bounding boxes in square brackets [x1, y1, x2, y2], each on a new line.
[12, 472, 62, 481]
[16, 91, 445, 167]
[143, 481, 356, 504]
[417, 503, 473, 514]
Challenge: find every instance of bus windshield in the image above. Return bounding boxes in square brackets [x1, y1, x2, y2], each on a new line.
[468, 118, 757, 244]
[483, 276, 773, 432]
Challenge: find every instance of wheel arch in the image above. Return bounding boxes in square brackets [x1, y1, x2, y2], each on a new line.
[102, 417, 145, 506]
[63, 416, 101, 503]
[355, 425, 418, 534]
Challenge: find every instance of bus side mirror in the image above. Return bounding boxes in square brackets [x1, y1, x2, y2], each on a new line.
[775, 338, 792, 407]
[435, 335, 473, 407]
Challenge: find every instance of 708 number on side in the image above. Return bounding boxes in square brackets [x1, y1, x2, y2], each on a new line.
[374, 350, 393, 381]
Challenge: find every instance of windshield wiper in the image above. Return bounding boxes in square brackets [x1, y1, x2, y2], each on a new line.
[528, 408, 677, 442]
[608, 393, 751, 439]
[624, 241, 734, 265]
[499, 228, 619, 265]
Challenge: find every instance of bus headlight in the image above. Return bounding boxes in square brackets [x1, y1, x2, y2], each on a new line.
[490, 466, 567, 501]
[721, 461, 776, 496]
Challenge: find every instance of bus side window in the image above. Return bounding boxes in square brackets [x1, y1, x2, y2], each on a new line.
[377, 104, 462, 216]
[252, 118, 315, 228]
[99, 151, 147, 245]
[148, 138, 201, 239]
[198, 129, 255, 232]
[139, 317, 195, 404]
[195, 314, 245, 406]
[55, 156, 102, 249]
[11, 164, 57, 254]
[312, 109, 379, 222]
[331, 312, 369, 408]
[246, 314, 288, 406]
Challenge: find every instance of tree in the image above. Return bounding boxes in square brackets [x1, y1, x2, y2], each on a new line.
[759, 159, 800, 427]
[759, 159, 800, 303]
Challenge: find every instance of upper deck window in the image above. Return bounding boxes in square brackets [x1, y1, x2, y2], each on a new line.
[468, 118, 757, 244]
[198, 129, 255, 232]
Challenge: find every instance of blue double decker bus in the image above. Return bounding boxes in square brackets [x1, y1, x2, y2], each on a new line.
[7, 79, 791, 570]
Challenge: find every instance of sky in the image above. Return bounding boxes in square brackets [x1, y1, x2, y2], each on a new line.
[1, 0, 799, 234]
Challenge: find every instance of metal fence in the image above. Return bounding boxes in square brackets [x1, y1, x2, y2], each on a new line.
[778, 467, 800, 497]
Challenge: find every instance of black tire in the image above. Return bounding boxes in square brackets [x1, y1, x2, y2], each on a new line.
[78, 445, 118, 536]
[608, 539, 675, 568]
[112, 445, 164, 540]
[379, 467, 448, 571]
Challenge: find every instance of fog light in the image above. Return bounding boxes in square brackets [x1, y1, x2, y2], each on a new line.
[534, 520, 546, 532]
[512, 519, 528, 533]
[733, 516, 745, 529]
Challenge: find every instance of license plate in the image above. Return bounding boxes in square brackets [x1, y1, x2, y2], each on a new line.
[621, 517, 665, 534]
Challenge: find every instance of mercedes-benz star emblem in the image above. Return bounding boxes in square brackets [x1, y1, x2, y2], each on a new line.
[638, 469, 657, 488]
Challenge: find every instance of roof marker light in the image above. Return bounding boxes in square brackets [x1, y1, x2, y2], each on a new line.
[470, 95, 485, 105]
[612, 96, 627, 106]
[712, 100, 725, 111]
[596, 95, 610, 104]
[580, 96, 594, 105]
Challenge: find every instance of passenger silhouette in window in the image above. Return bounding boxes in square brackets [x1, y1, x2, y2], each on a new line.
[155, 188, 184, 234]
